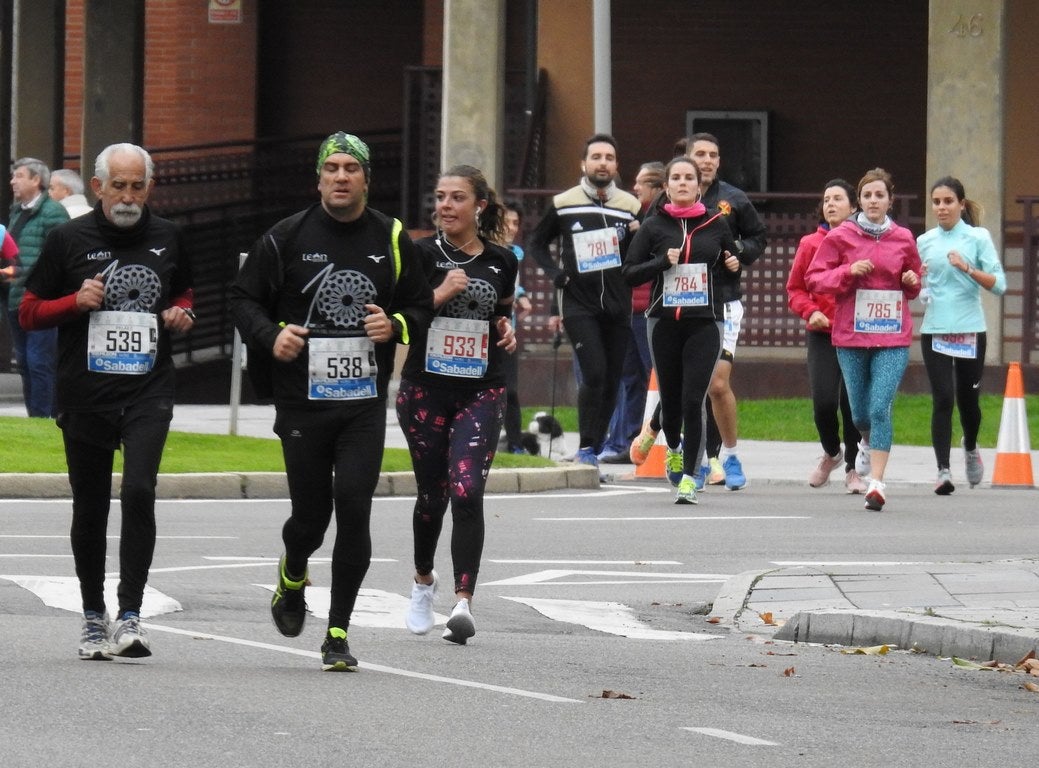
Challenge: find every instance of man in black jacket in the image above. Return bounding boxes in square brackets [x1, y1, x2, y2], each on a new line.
[528, 134, 642, 472]
[687, 133, 768, 491]
[229, 132, 433, 671]
[21, 143, 195, 661]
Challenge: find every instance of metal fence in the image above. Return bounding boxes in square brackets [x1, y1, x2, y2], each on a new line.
[139, 134, 401, 362]
[60, 139, 1036, 370]
[506, 190, 925, 351]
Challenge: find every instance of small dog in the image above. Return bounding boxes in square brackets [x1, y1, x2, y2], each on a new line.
[523, 411, 569, 458]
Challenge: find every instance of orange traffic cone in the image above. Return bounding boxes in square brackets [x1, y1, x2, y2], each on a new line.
[635, 369, 665, 478]
[991, 361, 1035, 489]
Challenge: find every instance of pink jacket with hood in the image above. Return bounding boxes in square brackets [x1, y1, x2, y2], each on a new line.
[804, 217, 921, 348]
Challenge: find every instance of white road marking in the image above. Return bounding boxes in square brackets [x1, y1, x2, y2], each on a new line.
[144, 623, 582, 703]
[538, 515, 810, 521]
[503, 597, 722, 641]
[148, 557, 395, 574]
[0, 489, 660, 506]
[0, 534, 237, 539]
[0, 575, 182, 617]
[482, 569, 730, 586]
[0, 554, 71, 558]
[150, 562, 287, 574]
[255, 585, 447, 629]
[682, 727, 779, 746]
[498, 580, 722, 586]
[203, 556, 397, 563]
[453, 487, 673, 501]
[771, 560, 936, 566]
[489, 559, 682, 565]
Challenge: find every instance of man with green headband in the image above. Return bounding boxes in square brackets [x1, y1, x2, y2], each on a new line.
[230, 132, 433, 671]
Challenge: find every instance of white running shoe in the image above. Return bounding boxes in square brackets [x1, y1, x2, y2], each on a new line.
[442, 598, 476, 645]
[864, 478, 886, 511]
[78, 611, 111, 661]
[963, 438, 984, 488]
[110, 612, 152, 658]
[405, 571, 438, 635]
[934, 468, 955, 496]
[855, 441, 871, 478]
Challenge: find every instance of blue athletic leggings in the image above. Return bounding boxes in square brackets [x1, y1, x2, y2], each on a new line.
[835, 346, 909, 452]
[396, 379, 506, 596]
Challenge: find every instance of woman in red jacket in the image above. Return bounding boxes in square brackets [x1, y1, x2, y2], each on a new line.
[786, 179, 866, 494]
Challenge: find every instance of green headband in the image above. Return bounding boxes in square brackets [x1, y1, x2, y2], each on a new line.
[316, 132, 371, 179]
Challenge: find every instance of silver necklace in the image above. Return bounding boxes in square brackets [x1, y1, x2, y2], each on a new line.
[436, 231, 482, 265]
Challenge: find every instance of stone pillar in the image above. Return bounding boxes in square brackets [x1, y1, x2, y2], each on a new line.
[927, 1, 1007, 362]
[592, 0, 611, 134]
[10, 0, 63, 166]
[1, 0, 14, 219]
[441, 0, 506, 191]
[81, 0, 144, 179]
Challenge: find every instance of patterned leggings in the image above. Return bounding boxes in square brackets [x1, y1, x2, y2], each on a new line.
[835, 346, 909, 452]
[396, 379, 506, 596]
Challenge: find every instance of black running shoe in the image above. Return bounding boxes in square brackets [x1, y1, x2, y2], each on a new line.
[271, 555, 308, 637]
[321, 628, 358, 671]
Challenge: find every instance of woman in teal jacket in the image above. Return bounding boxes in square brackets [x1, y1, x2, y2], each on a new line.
[917, 176, 1006, 494]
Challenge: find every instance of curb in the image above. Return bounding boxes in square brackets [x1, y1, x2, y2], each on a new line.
[0, 472, 944, 500]
[0, 465, 602, 500]
[711, 568, 1039, 664]
[774, 609, 1039, 665]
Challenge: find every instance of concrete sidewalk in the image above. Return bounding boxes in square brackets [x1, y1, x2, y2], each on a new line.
[0, 398, 990, 498]
[3, 374, 1038, 664]
[712, 560, 1039, 664]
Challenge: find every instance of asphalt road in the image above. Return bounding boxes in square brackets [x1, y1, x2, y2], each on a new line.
[2, 483, 1038, 767]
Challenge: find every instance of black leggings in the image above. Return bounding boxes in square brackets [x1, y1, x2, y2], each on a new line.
[806, 330, 860, 470]
[61, 398, 173, 617]
[647, 370, 720, 462]
[396, 380, 506, 596]
[501, 348, 523, 449]
[275, 401, 385, 631]
[563, 313, 632, 451]
[921, 332, 987, 469]
[649, 317, 722, 476]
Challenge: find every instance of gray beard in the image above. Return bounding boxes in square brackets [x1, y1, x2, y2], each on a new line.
[111, 204, 142, 228]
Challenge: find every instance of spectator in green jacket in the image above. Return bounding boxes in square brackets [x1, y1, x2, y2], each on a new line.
[7, 157, 70, 417]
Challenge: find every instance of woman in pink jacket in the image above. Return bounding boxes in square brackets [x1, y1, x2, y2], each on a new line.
[786, 179, 865, 494]
[805, 168, 922, 511]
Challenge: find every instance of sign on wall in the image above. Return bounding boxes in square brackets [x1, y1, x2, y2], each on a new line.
[209, 0, 243, 24]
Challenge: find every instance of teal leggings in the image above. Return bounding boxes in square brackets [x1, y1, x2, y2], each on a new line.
[835, 346, 909, 452]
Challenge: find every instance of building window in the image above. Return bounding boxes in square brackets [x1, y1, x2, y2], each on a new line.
[685, 110, 769, 193]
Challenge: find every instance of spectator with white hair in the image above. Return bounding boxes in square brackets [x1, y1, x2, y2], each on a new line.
[48, 169, 94, 218]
